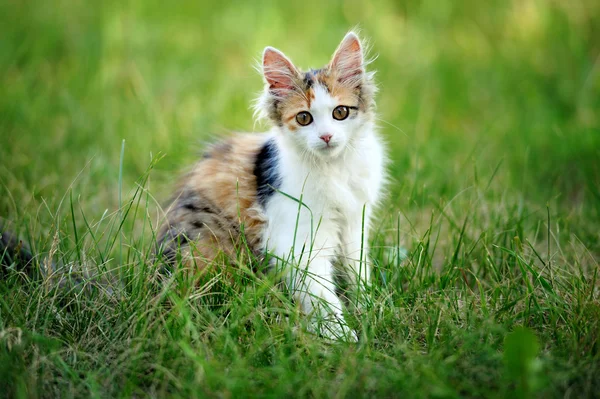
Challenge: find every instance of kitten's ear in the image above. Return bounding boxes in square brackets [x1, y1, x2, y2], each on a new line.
[330, 32, 364, 84]
[262, 47, 299, 93]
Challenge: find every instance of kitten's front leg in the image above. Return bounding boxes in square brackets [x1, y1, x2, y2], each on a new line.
[268, 219, 356, 342]
[288, 254, 357, 342]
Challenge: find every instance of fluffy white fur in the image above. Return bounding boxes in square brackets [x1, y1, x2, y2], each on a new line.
[258, 32, 386, 341]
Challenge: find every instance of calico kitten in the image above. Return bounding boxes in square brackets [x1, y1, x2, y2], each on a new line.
[157, 32, 386, 341]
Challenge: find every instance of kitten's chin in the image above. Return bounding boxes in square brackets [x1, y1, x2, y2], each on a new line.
[310, 143, 346, 159]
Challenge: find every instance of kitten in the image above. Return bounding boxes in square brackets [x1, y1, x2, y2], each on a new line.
[157, 32, 386, 341]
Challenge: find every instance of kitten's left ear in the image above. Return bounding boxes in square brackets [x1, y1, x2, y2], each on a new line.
[262, 47, 300, 93]
[330, 32, 364, 84]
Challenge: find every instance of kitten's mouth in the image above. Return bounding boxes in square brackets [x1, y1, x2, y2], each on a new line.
[320, 144, 336, 151]
[315, 143, 343, 156]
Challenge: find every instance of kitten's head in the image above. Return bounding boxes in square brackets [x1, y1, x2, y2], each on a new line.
[255, 32, 376, 159]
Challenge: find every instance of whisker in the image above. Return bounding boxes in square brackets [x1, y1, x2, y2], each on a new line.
[376, 117, 409, 138]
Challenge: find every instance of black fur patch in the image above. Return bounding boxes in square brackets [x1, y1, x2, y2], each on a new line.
[304, 69, 328, 91]
[0, 228, 35, 277]
[178, 192, 217, 215]
[303, 72, 314, 89]
[254, 138, 281, 208]
[156, 227, 190, 275]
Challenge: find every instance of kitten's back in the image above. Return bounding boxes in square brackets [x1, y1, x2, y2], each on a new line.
[157, 133, 272, 270]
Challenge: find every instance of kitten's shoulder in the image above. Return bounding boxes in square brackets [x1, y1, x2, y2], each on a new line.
[181, 132, 275, 213]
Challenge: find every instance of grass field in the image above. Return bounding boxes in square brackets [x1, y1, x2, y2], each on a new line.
[1, 0, 599, 397]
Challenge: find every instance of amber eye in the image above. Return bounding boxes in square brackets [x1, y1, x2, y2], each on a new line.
[332, 106, 349, 121]
[296, 111, 313, 126]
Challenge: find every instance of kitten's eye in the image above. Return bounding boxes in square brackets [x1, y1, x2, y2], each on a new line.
[332, 106, 349, 121]
[296, 111, 313, 126]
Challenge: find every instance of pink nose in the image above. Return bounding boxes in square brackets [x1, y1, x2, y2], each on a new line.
[320, 134, 332, 144]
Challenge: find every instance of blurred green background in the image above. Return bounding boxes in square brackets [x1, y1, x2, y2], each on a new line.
[1, 1, 599, 396]
[1, 0, 598, 220]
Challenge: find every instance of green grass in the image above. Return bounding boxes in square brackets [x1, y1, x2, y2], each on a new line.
[1, 0, 599, 397]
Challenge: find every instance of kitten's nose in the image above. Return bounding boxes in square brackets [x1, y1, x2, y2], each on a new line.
[320, 134, 332, 144]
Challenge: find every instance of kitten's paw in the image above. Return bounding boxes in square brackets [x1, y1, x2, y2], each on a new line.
[310, 316, 358, 343]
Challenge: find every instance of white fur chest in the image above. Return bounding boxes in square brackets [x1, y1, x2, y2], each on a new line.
[275, 131, 384, 223]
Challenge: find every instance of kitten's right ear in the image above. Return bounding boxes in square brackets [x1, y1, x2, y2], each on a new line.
[330, 32, 364, 84]
[262, 47, 299, 93]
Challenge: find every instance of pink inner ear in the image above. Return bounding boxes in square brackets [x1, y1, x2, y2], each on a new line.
[263, 48, 298, 92]
[331, 34, 364, 83]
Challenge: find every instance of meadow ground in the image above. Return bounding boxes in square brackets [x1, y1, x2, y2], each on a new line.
[1, 1, 599, 397]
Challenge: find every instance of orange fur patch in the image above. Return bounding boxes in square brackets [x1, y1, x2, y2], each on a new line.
[318, 69, 362, 108]
[158, 134, 268, 271]
[278, 91, 310, 128]
[277, 71, 362, 127]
